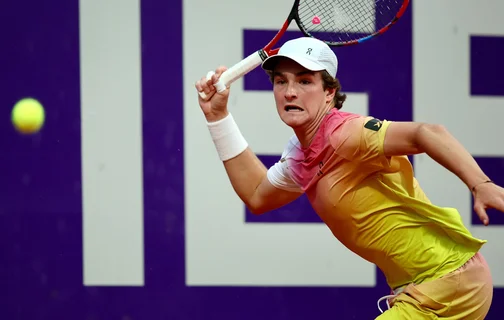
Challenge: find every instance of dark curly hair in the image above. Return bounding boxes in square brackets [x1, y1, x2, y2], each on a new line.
[320, 70, 346, 110]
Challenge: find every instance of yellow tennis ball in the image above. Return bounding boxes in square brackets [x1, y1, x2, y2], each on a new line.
[11, 98, 45, 134]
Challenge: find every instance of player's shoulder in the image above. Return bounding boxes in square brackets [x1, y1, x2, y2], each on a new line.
[362, 116, 389, 131]
[334, 113, 388, 133]
[327, 113, 388, 147]
[325, 110, 365, 134]
[286, 134, 300, 146]
[325, 109, 362, 126]
[280, 134, 302, 159]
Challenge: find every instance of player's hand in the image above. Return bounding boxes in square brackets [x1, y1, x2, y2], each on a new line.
[195, 66, 230, 123]
[472, 182, 504, 226]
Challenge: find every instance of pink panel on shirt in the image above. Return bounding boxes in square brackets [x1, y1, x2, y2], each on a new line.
[285, 109, 360, 191]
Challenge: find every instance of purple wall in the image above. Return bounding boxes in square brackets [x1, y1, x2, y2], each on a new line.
[0, 0, 501, 319]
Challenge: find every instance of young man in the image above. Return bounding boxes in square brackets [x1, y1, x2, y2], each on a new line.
[195, 37, 502, 319]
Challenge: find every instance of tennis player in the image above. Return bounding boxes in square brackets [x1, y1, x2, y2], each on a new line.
[195, 37, 501, 319]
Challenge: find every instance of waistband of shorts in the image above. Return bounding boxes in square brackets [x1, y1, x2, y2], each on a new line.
[391, 252, 480, 295]
[392, 285, 405, 295]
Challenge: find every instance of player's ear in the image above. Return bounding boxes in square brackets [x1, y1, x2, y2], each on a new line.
[325, 86, 336, 103]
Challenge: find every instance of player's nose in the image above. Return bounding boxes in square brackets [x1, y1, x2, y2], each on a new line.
[284, 83, 298, 100]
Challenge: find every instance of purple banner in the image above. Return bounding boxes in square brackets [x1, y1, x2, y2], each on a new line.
[471, 35, 504, 96]
[0, 0, 502, 319]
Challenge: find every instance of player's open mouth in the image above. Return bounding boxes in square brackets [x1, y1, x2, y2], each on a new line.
[284, 105, 304, 112]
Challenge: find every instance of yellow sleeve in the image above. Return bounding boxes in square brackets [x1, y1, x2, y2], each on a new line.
[331, 116, 392, 168]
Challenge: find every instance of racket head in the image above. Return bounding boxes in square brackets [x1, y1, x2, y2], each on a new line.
[292, 0, 410, 47]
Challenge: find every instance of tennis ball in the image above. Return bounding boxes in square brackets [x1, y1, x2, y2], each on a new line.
[11, 98, 45, 134]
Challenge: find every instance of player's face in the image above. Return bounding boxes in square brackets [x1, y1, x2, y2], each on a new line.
[272, 59, 332, 129]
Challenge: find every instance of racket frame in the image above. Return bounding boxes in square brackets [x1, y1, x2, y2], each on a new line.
[198, 0, 409, 100]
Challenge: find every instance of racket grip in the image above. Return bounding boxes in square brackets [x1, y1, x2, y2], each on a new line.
[198, 50, 266, 101]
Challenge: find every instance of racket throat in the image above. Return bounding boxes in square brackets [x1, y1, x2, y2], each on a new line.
[257, 49, 269, 61]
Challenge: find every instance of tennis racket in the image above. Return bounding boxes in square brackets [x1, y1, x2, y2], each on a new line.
[199, 0, 410, 100]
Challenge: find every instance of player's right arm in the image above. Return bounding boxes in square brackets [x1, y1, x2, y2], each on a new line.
[224, 148, 303, 214]
[195, 67, 303, 214]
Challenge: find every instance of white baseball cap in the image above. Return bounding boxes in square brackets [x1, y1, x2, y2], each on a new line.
[261, 37, 338, 78]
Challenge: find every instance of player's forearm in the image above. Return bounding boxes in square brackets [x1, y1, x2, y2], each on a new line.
[416, 124, 490, 190]
[206, 113, 266, 206]
[223, 148, 268, 206]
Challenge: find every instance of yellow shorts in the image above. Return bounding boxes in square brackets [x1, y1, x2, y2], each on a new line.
[376, 252, 493, 320]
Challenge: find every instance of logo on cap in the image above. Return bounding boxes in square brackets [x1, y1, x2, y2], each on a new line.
[306, 48, 312, 55]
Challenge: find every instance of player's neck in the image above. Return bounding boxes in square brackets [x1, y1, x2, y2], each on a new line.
[294, 129, 317, 149]
[294, 105, 333, 148]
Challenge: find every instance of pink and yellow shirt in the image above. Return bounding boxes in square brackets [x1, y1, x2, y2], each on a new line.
[267, 108, 486, 290]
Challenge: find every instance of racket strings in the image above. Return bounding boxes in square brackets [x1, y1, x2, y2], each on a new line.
[298, 0, 376, 33]
[297, 0, 404, 45]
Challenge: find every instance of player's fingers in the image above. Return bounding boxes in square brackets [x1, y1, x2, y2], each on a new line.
[499, 200, 504, 213]
[214, 65, 228, 77]
[210, 73, 219, 85]
[493, 196, 504, 212]
[474, 202, 489, 226]
[195, 79, 203, 93]
[196, 76, 207, 91]
[212, 66, 229, 92]
[205, 80, 216, 95]
[200, 76, 215, 94]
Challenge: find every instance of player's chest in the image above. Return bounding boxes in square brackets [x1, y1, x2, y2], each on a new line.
[287, 149, 338, 190]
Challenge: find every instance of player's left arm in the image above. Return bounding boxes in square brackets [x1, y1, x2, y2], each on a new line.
[382, 122, 487, 189]
[383, 121, 504, 224]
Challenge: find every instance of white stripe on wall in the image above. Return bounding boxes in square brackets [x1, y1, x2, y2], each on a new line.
[79, 0, 144, 286]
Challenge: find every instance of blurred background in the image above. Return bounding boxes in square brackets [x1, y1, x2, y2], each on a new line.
[1, 0, 503, 319]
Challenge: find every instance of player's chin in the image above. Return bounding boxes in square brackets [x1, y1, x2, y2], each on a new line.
[279, 111, 309, 127]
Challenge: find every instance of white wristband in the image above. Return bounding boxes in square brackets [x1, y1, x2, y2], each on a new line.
[207, 113, 248, 161]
